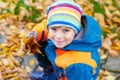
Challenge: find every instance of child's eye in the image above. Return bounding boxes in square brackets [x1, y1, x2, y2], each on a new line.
[63, 29, 70, 32]
[50, 27, 57, 31]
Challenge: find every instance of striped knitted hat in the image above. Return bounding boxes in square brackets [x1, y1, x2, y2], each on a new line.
[46, 0, 82, 34]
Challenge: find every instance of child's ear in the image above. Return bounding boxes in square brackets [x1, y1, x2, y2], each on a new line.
[81, 15, 87, 28]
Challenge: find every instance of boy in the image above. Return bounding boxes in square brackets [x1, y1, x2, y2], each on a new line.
[27, 0, 102, 80]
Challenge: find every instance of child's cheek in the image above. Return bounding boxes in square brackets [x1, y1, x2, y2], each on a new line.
[48, 32, 54, 40]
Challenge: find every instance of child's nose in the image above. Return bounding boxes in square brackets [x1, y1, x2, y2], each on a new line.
[55, 31, 63, 39]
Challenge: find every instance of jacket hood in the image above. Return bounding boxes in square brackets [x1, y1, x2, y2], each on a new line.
[62, 15, 102, 52]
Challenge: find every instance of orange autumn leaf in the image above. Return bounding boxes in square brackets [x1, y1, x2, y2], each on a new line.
[111, 45, 120, 50]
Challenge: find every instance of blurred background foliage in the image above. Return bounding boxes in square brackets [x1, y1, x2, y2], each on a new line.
[0, 0, 120, 80]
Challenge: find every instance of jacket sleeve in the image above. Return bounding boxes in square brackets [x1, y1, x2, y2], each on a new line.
[32, 19, 48, 42]
[29, 20, 50, 67]
[34, 41, 52, 67]
[34, 41, 54, 78]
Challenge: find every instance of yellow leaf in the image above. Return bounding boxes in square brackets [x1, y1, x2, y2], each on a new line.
[100, 54, 107, 59]
[14, 67, 25, 73]
[105, 7, 113, 19]
[25, 66, 32, 73]
[19, 30, 28, 38]
[10, 44, 18, 51]
[117, 41, 120, 45]
[111, 41, 120, 51]
[113, 10, 120, 16]
[9, 77, 20, 80]
[3, 47, 9, 52]
[0, 51, 4, 55]
[25, 22, 35, 30]
[111, 45, 120, 50]
[2, 59, 9, 66]
[106, 19, 113, 26]
[108, 4, 116, 11]
[6, 52, 13, 58]
[94, 13, 105, 25]
[13, 51, 24, 58]
[102, 76, 115, 80]
[3, 73, 17, 79]
[113, 16, 120, 23]
[0, 13, 11, 20]
[101, 27, 112, 33]
[9, 25, 17, 33]
[19, 34, 26, 38]
[0, 43, 7, 48]
[18, 7, 29, 21]
[99, 49, 107, 59]
[0, 61, 2, 66]
[0, 71, 3, 80]
[7, 59, 15, 68]
[36, 5, 44, 10]
[107, 33, 118, 39]
[13, 58, 20, 67]
[29, 59, 35, 66]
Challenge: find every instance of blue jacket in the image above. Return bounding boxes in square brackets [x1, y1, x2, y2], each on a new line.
[34, 15, 102, 80]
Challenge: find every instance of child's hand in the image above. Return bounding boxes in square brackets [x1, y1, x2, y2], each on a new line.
[23, 35, 43, 55]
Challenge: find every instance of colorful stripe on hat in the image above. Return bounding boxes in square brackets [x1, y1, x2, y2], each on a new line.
[46, 0, 82, 34]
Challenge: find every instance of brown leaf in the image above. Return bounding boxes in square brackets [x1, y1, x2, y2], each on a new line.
[107, 33, 118, 40]
[101, 26, 112, 33]
[23, 35, 43, 55]
[105, 7, 113, 19]
[98, 49, 107, 59]
[113, 16, 120, 23]
[108, 49, 119, 58]
[0, 71, 3, 80]
[102, 37, 112, 50]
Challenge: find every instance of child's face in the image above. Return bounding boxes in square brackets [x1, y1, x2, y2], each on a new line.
[48, 26, 76, 48]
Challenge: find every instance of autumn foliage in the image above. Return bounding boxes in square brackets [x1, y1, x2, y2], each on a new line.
[0, 0, 120, 80]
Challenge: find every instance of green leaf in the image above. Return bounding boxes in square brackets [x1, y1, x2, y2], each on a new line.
[2, 0, 6, 2]
[112, 0, 118, 7]
[2, 9, 11, 14]
[14, 0, 40, 22]
[111, 27, 117, 33]
[102, 31, 107, 38]
[28, 7, 40, 22]
[117, 33, 120, 40]
[90, 0, 105, 16]
[14, 0, 24, 15]
[14, 0, 30, 14]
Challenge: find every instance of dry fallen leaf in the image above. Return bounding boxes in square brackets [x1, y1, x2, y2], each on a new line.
[29, 59, 35, 66]
[23, 35, 43, 55]
[102, 37, 112, 50]
[0, 0, 120, 80]
[25, 66, 32, 73]
[108, 49, 119, 58]
[102, 76, 115, 80]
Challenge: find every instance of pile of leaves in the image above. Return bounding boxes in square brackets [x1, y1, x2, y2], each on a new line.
[0, 0, 51, 79]
[0, 0, 120, 80]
